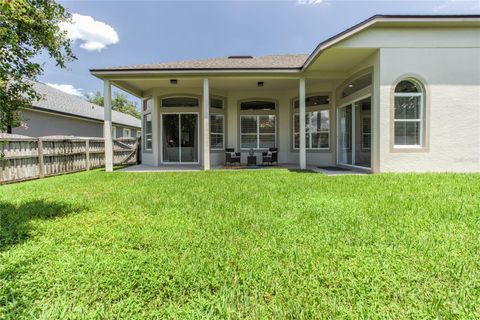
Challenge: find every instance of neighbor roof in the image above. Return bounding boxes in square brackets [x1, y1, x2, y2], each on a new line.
[90, 14, 480, 74]
[31, 82, 141, 128]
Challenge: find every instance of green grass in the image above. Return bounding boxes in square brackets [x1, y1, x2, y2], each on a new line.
[0, 169, 479, 319]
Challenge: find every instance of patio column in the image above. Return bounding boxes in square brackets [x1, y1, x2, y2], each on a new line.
[202, 78, 210, 170]
[103, 79, 113, 172]
[299, 78, 306, 170]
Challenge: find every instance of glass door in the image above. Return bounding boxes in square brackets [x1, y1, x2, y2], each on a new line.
[162, 113, 198, 163]
[337, 105, 352, 165]
[337, 97, 371, 169]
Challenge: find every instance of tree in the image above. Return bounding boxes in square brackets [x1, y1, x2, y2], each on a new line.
[0, 0, 76, 133]
[85, 91, 141, 119]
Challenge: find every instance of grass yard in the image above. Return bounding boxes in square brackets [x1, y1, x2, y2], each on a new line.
[0, 169, 479, 319]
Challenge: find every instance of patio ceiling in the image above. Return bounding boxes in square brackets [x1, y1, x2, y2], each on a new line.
[111, 77, 340, 98]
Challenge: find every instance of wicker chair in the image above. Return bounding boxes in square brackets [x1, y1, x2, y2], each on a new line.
[225, 148, 241, 166]
[262, 148, 278, 165]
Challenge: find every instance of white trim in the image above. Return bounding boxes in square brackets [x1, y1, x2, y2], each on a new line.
[123, 128, 131, 138]
[160, 112, 200, 164]
[393, 80, 425, 147]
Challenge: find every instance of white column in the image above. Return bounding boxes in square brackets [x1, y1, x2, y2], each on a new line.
[299, 78, 306, 169]
[152, 96, 160, 166]
[103, 80, 113, 172]
[202, 78, 210, 170]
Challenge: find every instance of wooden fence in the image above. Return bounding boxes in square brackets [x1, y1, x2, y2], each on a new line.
[0, 136, 139, 184]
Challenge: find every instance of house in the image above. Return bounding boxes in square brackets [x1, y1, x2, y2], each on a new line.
[90, 15, 480, 173]
[12, 82, 141, 138]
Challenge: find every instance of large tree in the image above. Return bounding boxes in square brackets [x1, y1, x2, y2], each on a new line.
[85, 91, 141, 119]
[0, 0, 75, 133]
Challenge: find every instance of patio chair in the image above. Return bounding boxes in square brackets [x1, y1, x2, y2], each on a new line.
[225, 148, 241, 166]
[262, 148, 278, 166]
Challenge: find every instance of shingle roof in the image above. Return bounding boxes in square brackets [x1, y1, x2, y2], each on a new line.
[31, 82, 141, 128]
[92, 54, 309, 71]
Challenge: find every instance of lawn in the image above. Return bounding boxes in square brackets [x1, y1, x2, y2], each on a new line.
[0, 169, 479, 319]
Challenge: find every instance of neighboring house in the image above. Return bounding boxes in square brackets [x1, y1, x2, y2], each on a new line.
[90, 15, 480, 173]
[12, 82, 141, 138]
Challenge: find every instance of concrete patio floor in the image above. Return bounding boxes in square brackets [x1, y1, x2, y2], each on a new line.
[118, 164, 369, 175]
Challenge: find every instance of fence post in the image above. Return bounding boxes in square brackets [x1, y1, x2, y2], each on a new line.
[38, 138, 45, 178]
[85, 139, 90, 171]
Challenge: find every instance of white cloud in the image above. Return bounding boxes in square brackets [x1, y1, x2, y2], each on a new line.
[298, 0, 323, 4]
[60, 13, 119, 51]
[433, 0, 480, 12]
[46, 83, 83, 96]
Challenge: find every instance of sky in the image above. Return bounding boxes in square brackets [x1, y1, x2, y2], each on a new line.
[38, 0, 480, 106]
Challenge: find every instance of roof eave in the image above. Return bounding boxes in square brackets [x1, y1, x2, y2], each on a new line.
[90, 68, 303, 77]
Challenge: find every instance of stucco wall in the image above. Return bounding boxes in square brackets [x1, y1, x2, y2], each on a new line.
[378, 47, 480, 172]
[13, 109, 139, 138]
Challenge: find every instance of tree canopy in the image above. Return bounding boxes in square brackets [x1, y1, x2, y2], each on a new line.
[0, 0, 76, 132]
[85, 91, 141, 119]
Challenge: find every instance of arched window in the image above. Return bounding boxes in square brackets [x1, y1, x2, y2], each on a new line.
[394, 79, 424, 146]
[161, 96, 199, 107]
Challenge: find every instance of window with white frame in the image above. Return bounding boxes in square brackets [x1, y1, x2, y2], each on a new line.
[240, 115, 276, 149]
[292, 95, 330, 150]
[394, 79, 424, 146]
[143, 98, 153, 151]
[111, 126, 117, 138]
[210, 114, 224, 150]
[123, 128, 131, 138]
[293, 111, 330, 149]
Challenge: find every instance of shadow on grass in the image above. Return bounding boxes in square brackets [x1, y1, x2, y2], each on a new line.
[0, 200, 85, 252]
[287, 169, 317, 174]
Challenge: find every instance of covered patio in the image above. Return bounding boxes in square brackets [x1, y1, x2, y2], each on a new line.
[92, 47, 378, 173]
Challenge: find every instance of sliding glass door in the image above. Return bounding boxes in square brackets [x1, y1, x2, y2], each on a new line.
[337, 97, 371, 169]
[162, 113, 199, 163]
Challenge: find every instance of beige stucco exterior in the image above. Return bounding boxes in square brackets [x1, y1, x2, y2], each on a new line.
[93, 16, 480, 173]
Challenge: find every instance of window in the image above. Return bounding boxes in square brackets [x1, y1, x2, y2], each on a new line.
[111, 126, 117, 138]
[210, 114, 224, 150]
[293, 110, 330, 149]
[143, 113, 153, 152]
[161, 97, 199, 107]
[342, 73, 372, 98]
[240, 115, 276, 149]
[123, 128, 131, 138]
[394, 79, 424, 147]
[240, 100, 275, 111]
[294, 95, 329, 109]
[211, 98, 224, 109]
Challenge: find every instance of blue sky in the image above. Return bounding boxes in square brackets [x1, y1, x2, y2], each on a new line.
[39, 0, 480, 105]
